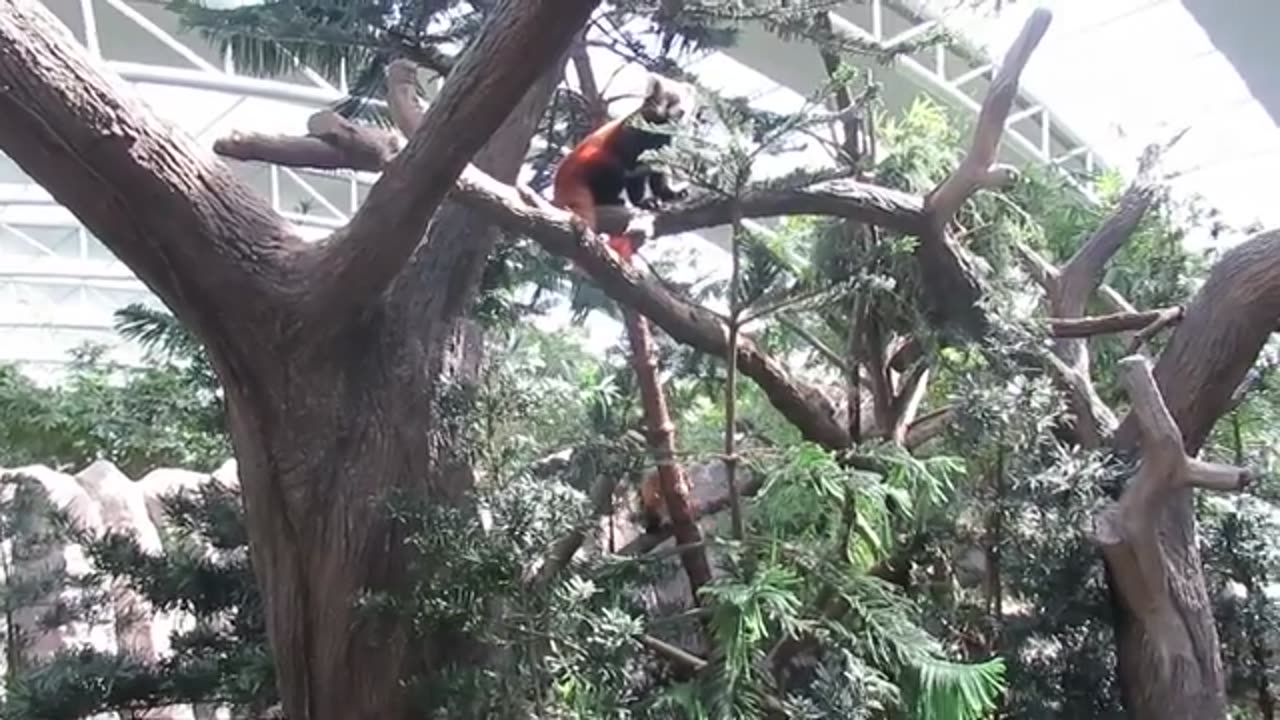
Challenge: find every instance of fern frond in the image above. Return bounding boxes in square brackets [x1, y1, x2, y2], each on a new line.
[903, 655, 1007, 720]
[112, 303, 201, 362]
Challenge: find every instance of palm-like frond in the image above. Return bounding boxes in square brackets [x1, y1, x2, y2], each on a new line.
[113, 303, 202, 362]
[829, 574, 1006, 720]
[167, 0, 468, 125]
[903, 656, 1007, 720]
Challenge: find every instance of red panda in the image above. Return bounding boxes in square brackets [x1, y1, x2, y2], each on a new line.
[638, 468, 668, 533]
[552, 74, 694, 262]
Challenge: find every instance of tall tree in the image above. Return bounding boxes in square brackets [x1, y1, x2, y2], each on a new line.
[0, 0, 597, 717]
[2, 1, 1278, 718]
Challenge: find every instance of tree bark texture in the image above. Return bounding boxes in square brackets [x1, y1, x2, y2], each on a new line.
[622, 309, 713, 594]
[0, 0, 598, 718]
[1102, 231, 1280, 720]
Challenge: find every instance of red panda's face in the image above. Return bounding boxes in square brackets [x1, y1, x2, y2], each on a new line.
[639, 75, 696, 126]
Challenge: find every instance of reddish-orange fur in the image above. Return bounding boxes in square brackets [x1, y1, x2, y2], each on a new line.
[551, 117, 637, 261]
[638, 469, 666, 531]
[551, 76, 689, 263]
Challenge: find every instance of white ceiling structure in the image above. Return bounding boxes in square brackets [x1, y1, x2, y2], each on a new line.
[909, 0, 1280, 247]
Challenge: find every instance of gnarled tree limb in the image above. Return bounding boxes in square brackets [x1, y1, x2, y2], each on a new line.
[1092, 355, 1251, 700]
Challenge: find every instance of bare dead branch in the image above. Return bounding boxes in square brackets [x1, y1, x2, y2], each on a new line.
[1049, 307, 1182, 340]
[1127, 306, 1185, 353]
[304, 0, 600, 311]
[924, 8, 1052, 225]
[1056, 179, 1159, 316]
[638, 633, 707, 672]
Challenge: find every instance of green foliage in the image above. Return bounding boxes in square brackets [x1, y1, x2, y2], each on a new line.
[1, 473, 276, 719]
[0, 348, 227, 479]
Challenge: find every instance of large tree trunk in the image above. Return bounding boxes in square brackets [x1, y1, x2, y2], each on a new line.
[1106, 230, 1280, 720]
[0, 0, 599, 717]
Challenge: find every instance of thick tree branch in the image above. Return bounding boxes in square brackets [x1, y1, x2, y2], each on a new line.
[654, 178, 927, 238]
[924, 8, 1052, 225]
[303, 0, 600, 310]
[1092, 355, 1251, 676]
[1049, 307, 1183, 340]
[455, 167, 853, 449]
[1056, 178, 1159, 316]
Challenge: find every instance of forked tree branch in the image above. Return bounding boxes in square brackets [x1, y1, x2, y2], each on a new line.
[1091, 355, 1251, 671]
[1049, 307, 1183, 341]
[1008, 142, 1168, 449]
[924, 8, 1052, 226]
[1056, 177, 1159, 317]
[302, 0, 600, 311]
